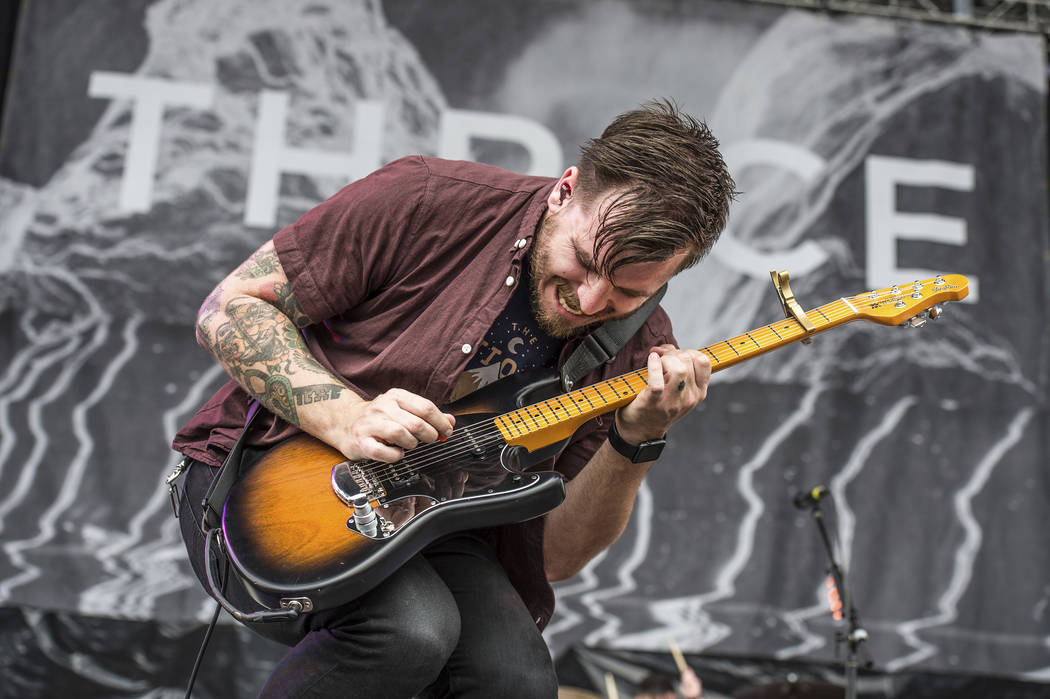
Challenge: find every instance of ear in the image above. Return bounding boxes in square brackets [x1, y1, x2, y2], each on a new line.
[546, 166, 579, 211]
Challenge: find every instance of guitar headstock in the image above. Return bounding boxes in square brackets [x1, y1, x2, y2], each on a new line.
[849, 274, 970, 326]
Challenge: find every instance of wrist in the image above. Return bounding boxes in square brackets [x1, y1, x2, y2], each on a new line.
[303, 388, 365, 442]
[607, 415, 666, 464]
[613, 412, 665, 445]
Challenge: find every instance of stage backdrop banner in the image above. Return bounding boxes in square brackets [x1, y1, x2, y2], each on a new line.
[1, 0, 1047, 684]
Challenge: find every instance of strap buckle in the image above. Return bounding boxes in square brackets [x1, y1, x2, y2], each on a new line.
[166, 457, 189, 519]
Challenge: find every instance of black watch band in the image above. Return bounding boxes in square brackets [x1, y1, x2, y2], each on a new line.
[607, 418, 666, 464]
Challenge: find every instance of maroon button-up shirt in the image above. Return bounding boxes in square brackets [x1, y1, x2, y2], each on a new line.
[173, 155, 675, 628]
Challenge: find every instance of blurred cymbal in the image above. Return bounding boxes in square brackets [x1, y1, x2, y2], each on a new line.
[558, 686, 603, 699]
[733, 678, 843, 698]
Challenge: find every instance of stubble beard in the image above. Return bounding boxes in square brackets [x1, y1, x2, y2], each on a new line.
[528, 216, 603, 340]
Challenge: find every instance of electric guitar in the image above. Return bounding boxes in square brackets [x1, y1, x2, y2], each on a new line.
[218, 273, 969, 615]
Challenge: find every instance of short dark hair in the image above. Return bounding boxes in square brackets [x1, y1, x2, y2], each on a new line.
[576, 98, 736, 277]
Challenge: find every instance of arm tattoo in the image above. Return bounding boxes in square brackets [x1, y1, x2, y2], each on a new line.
[196, 283, 224, 347]
[293, 383, 344, 406]
[235, 245, 312, 328]
[274, 281, 312, 328]
[208, 297, 336, 426]
[236, 246, 282, 280]
[253, 372, 298, 425]
[199, 283, 223, 324]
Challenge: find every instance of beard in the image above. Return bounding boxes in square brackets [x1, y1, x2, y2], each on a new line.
[528, 215, 605, 340]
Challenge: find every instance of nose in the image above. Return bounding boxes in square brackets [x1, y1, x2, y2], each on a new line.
[576, 275, 614, 316]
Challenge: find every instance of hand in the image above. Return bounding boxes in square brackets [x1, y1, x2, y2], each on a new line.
[679, 666, 703, 698]
[615, 344, 711, 444]
[336, 388, 455, 462]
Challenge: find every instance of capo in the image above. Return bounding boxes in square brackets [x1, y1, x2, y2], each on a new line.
[770, 269, 815, 344]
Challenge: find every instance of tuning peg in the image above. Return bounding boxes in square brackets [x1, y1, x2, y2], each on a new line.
[928, 305, 943, 320]
[906, 315, 927, 328]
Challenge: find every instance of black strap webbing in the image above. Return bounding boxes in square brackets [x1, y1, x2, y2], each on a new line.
[200, 401, 262, 532]
[559, 284, 666, 391]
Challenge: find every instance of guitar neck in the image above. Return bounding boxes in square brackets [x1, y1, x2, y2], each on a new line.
[700, 296, 858, 370]
[494, 297, 860, 449]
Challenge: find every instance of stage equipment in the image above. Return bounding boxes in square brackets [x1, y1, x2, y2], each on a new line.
[793, 486, 874, 699]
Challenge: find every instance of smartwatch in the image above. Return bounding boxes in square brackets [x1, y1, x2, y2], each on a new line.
[607, 418, 666, 464]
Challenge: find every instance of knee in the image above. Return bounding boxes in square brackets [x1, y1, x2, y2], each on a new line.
[385, 610, 461, 675]
[345, 595, 461, 676]
[458, 633, 557, 699]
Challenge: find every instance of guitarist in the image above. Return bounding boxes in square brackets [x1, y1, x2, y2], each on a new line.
[171, 99, 735, 698]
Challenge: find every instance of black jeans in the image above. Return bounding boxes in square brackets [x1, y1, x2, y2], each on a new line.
[178, 459, 558, 698]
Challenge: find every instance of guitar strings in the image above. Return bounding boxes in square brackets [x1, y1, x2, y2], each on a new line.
[358, 281, 945, 483]
[359, 282, 937, 482]
[364, 366, 655, 482]
[364, 283, 930, 483]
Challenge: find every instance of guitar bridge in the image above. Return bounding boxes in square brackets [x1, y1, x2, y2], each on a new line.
[331, 461, 387, 504]
[349, 463, 387, 498]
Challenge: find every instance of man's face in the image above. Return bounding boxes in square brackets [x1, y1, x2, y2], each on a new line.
[529, 185, 686, 339]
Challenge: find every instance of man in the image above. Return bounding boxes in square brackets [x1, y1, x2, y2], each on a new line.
[172, 99, 735, 698]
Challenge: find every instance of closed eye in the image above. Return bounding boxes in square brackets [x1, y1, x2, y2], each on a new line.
[574, 246, 597, 274]
[574, 244, 648, 299]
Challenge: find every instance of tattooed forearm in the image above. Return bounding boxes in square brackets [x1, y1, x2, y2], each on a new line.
[236, 245, 282, 280]
[203, 295, 340, 425]
[293, 383, 344, 406]
[239, 379, 344, 428]
[199, 283, 223, 324]
[215, 298, 289, 368]
[196, 239, 345, 427]
[195, 283, 224, 348]
[242, 371, 299, 425]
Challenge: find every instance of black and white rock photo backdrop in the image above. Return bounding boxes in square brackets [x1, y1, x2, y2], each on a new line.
[0, 0, 1046, 692]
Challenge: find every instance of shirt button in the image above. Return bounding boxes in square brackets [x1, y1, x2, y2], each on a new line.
[461, 343, 472, 354]
[515, 238, 527, 249]
[505, 276, 515, 286]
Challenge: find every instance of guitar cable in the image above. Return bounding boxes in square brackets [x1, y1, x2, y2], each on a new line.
[184, 542, 229, 699]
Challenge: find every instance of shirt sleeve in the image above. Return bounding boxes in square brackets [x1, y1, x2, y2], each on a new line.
[272, 156, 431, 323]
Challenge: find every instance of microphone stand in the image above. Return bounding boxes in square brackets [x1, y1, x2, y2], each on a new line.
[799, 491, 872, 699]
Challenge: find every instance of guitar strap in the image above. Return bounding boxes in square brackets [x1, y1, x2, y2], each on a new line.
[199, 400, 262, 533]
[559, 284, 667, 391]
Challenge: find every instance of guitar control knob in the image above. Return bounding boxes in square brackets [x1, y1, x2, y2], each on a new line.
[349, 493, 378, 537]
